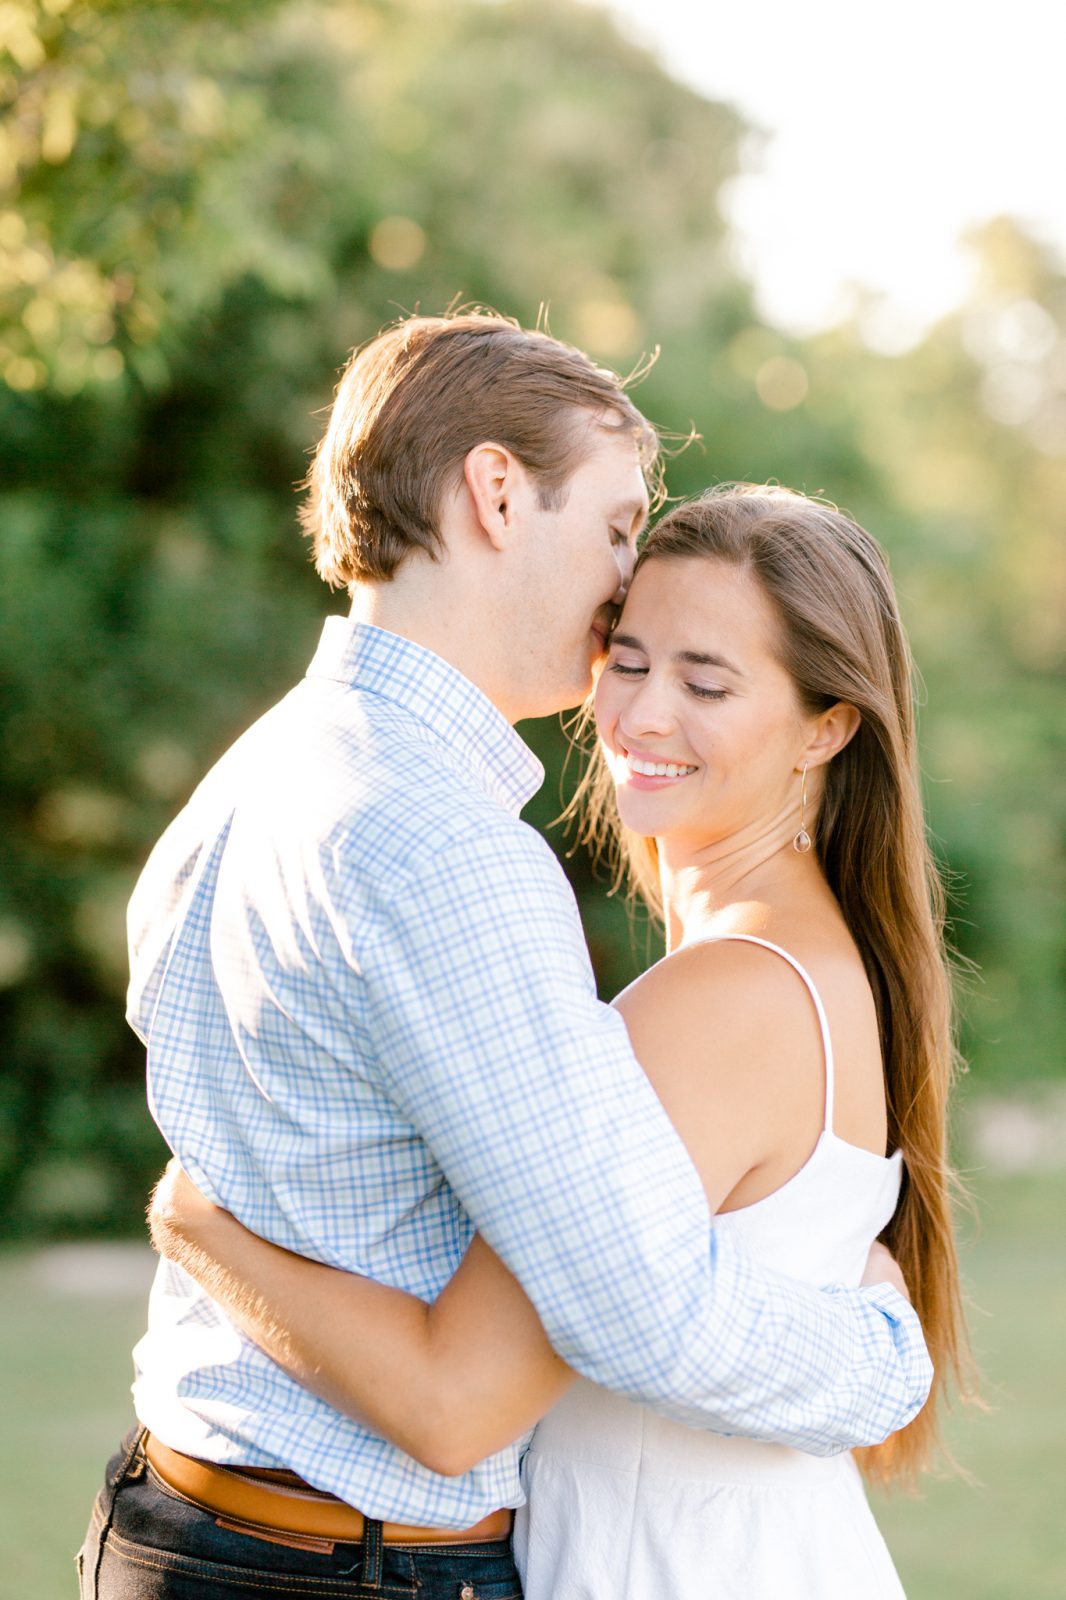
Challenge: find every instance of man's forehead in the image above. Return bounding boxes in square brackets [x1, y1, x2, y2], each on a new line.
[587, 425, 649, 498]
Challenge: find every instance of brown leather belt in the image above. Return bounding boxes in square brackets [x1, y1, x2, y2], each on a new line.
[143, 1433, 513, 1548]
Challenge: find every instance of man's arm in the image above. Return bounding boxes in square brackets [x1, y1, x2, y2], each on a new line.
[149, 1164, 917, 1476]
[363, 820, 932, 1453]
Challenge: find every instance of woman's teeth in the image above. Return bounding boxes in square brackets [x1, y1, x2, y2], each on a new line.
[628, 756, 697, 778]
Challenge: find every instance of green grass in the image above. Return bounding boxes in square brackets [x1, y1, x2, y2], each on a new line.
[873, 1167, 1066, 1598]
[3, 1169, 1064, 1599]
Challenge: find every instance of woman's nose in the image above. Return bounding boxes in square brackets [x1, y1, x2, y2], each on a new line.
[618, 677, 675, 739]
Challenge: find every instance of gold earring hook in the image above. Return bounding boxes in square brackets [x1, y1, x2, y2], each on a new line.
[793, 761, 812, 854]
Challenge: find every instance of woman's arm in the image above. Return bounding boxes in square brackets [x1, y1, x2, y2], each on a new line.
[149, 1162, 573, 1477]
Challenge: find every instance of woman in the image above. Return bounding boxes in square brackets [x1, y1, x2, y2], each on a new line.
[153, 485, 971, 1598]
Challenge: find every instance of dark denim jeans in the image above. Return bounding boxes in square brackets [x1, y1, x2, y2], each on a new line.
[78, 1428, 522, 1600]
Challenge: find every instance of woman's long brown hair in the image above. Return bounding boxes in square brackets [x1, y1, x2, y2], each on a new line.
[566, 484, 976, 1487]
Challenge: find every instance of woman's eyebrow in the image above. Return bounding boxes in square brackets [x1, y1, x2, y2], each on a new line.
[675, 649, 745, 676]
[611, 634, 745, 677]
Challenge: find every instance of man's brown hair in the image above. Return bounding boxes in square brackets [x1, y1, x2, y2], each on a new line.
[301, 311, 660, 587]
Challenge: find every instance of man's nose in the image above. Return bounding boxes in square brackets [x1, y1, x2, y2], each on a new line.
[612, 542, 636, 602]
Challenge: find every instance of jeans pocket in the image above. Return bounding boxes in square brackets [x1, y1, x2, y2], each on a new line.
[100, 1524, 387, 1597]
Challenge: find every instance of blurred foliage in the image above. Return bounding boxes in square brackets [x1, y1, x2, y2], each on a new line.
[0, 0, 1063, 1236]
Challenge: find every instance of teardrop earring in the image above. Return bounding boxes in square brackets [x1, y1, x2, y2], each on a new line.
[793, 762, 812, 854]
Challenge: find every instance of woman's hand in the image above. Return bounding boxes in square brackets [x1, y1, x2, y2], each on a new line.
[149, 1158, 225, 1261]
[861, 1241, 911, 1303]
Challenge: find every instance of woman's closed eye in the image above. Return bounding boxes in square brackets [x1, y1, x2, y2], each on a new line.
[608, 660, 728, 702]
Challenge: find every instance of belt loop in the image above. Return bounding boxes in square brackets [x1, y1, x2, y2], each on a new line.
[362, 1515, 384, 1590]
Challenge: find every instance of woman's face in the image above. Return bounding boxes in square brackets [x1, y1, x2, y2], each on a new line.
[594, 554, 814, 849]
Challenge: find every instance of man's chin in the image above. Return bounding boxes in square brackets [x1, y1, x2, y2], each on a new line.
[555, 686, 594, 716]
[526, 672, 595, 721]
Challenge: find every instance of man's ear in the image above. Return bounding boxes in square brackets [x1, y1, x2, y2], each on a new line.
[803, 701, 861, 771]
[463, 443, 526, 552]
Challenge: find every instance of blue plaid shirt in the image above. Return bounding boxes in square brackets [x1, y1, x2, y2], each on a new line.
[129, 618, 931, 1524]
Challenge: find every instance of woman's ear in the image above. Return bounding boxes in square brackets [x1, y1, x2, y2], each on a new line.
[803, 701, 861, 771]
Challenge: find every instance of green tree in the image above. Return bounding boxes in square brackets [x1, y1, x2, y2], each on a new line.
[0, 1, 1061, 1237]
[0, 0, 754, 1233]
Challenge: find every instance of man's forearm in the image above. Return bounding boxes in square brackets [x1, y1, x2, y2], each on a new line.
[531, 1230, 932, 1455]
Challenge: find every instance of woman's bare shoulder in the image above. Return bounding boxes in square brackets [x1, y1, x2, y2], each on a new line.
[612, 937, 830, 1210]
[615, 933, 827, 1039]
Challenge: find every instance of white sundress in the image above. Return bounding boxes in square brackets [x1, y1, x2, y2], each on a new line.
[514, 934, 907, 1600]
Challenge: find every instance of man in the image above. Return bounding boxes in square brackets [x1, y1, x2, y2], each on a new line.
[79, 312, 930, 1599]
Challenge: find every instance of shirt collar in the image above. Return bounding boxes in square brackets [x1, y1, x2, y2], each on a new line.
[306, 617, 545, 816]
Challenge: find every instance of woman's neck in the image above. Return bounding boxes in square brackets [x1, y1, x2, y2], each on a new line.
[659, 823, 828, 954]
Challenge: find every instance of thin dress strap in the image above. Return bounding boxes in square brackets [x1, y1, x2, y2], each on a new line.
[681, 934, 836, 1134]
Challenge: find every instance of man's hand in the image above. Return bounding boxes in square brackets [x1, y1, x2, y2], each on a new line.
[148, 1157, 224, 1259]
[861, 1240, 910, 1303]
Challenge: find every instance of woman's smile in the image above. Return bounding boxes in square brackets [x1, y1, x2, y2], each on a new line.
[609, 742, 700, 789]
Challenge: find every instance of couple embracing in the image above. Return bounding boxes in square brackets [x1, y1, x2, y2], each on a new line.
[79, 311, 966, 1600]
